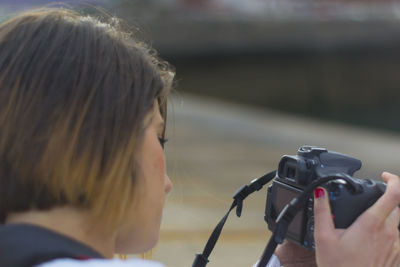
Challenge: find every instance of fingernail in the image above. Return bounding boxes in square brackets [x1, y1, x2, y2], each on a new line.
[314, 187, 325, 199]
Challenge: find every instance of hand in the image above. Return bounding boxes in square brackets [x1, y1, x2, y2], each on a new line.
[275, 241, 317, 267]
[314, 172, 400, 267]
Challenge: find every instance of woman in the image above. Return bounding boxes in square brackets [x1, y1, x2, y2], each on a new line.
[0, 8, 172, 266]
[0, 7, 399, 267]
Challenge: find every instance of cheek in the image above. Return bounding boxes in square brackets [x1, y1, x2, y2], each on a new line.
[155, 152, 166, 174]
[150, 143, 166, 176]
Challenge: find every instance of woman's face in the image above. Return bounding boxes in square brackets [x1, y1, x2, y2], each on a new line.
[115, 101, 172, 253]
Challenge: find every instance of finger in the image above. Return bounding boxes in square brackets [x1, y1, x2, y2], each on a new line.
[313, 187, 336, 247]
[394, 252, 400, 267]
[381, 171, 398, 183]
[381, 228, 400, 267]
[386, 207, 400, 231]
[333, 228, 346, 238]
[367, 173, 400, 224]
[380, 236, 400, 267]
[376, 208, 400, 267]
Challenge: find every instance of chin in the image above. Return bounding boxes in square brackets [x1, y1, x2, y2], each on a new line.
[115, 228, 160, 254]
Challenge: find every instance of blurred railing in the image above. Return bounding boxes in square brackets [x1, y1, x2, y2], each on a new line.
[2, 1, 400, 132]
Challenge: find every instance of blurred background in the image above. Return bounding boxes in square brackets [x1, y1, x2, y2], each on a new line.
[2, 0, 400, 266]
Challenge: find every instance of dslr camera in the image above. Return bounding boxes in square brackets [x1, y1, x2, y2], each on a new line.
[265, 146, 386, 250]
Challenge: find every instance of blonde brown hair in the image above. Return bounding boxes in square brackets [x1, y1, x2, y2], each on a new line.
[0, 8, 173, 231]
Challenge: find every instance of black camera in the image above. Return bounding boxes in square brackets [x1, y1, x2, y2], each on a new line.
[265, 145, 386, 250]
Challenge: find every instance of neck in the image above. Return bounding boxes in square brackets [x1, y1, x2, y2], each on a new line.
[5, 206, 116, 258]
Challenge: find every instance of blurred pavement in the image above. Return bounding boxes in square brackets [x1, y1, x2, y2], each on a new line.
[151, 94, 400, 267]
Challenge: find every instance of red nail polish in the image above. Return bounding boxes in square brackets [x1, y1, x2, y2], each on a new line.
[314, 187, 325, 199]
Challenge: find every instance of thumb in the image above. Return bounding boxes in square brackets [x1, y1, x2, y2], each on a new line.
[313, 187, 336, 248]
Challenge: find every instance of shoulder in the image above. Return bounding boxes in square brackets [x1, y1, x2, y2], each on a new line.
[38, 258, 165, 267]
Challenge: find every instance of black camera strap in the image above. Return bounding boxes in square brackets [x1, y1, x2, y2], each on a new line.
[192, 172, 362, 267]
[192, 170, 277, 267]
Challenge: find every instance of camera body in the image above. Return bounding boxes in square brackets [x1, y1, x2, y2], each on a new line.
[264, 146, 386, 250]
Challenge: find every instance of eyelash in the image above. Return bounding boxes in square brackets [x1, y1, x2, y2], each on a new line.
[158, 137, 168, 148]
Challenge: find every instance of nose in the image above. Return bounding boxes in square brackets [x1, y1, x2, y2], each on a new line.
[165, 174, 173, 194]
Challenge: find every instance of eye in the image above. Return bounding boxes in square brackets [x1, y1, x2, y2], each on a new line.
[158, 136, 168, 149]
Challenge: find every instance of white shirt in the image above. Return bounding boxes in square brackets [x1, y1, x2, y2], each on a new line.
[253, 254, 283, 267]
[38, 258, 165, 267]
[38, 254, 281, 267]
